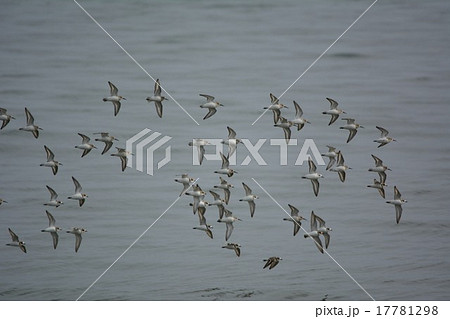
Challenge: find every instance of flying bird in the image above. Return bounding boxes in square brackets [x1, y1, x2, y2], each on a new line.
[103, 81, 126, 116]
[146, 78, 168, 118]
[199, 94, 223, 120]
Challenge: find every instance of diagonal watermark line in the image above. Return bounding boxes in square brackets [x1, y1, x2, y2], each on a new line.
[76, 178, 200, 301]
[73, 0, 200, 126]
[251, 177, 376, 301]
[252, 0, 378, 126]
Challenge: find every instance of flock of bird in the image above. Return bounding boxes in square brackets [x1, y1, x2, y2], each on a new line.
[168, 92, 407, 267]
[1, 82, 406, 273]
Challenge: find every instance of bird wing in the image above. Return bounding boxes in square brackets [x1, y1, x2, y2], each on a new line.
[199, 94, 214, 102]
[328, 114, 339, 126]
[8, 228, 19, 242]
[326, 157, 336, 171]
[203, 107, 217, 120]
[220, 152, 229, 169]
[51, 232, 59, 249]
[78, 133, 90, 144]
[72, 176, 82, 193]
[282, 127, 291, 144]
[225, 223, 234, 241]
[227, 126, 237, 139]
[209, 190, 221, 201]
[310, 211, 318, 231]
[120, 156, 127, 171]
[378, 171, 387, 184]
[249, 201, 256, 218]
[46, 186, 58, 201]
[155, 101, 163, 118]
[394, 186, 401, 200]
[346, 129, 357, 143]
[108, 81, 118, 95]
[242, 182, 252, 196]
[326, 98, 338, 110]
[308, 158, 317, 173]
[154, 79, 161, 95]
[288, 204, 299, 217]
[46, 210, 56, 227]
[75, 233, 82, 252]
[223, 188, 231, 205]
[338, 170, 346, 183]
[395, 204, 403, 224]
[269, 93, 279, 104]
[311, 179, 320, 197]
[293, 100, 303, 118]
[101, 141, 113, 155]
[376, 126, 389, 137]
[113, 101, 121, 116]
[44, 145, 55, 161]
[25, 107, 35, 125]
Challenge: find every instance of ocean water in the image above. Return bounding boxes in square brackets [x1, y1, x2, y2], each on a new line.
[0, 0, 449, 301]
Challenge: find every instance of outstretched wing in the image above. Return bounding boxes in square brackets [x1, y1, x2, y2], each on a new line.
[108, 81, 118, 95]
[203, 108, 217, 120]
[199, 94, 215, 102]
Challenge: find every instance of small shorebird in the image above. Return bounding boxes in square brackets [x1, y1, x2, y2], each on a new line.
[19, 107, 42, 138]
[283, 204, 307, 236]
[199, 94, 223, 120]
[41, 210, 62, 249]
[208, 190, 226, 219]
[0, 199, 7, 206]
[329, 151, 351, 182]
[75, 133, 96, 157]
[374, 126, 396, 148]
[103, 81, 126, 116]
[302, 158, 324, 197]
[263, 257, 282, 269]
[188, 139, 209, 165]
[222, 243, 241, 257]
[315, 213, 332, 249]
[304, 211, 324, 254]
[94, 132, 118, 155]
[367, 178, 387, 199]
[66, 227, 87, 253]
[274, 116, 293, 143]
[213, 177, 233, 204]
[111, 147, 132, 172]
[264, 93, 288, 124]
[44, 185, 63, 207]
[239, 182, 259, 218]
[174, 173, 195, 197]
[368, 154, 391, 184]
[214, 152, 237, 177]
[340, 118, 364, 143]
[6, 228, 26, 253]
[189, 199, 209, 224]
[40, 145, 62, 175]
[321, 145, 338, 171]
[193, 225, 213, 239]
[0, 107, 15, 130]
[322, 98, 345, 125]
[68, 176, 88, 207]
[386, 186, 407, 224]
[221, 126, 241, 157]
[185, 184, 206, 214]
[146, 78, 168, 118]
[291, 101, 310, 131]
[217, 208, 241, 241]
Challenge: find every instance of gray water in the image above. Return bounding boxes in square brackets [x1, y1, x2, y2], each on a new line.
[0, 0, 449, 301]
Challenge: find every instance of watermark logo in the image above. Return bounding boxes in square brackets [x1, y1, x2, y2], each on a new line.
[126, 128, 172, 175]
[191, 138, 325, 166]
